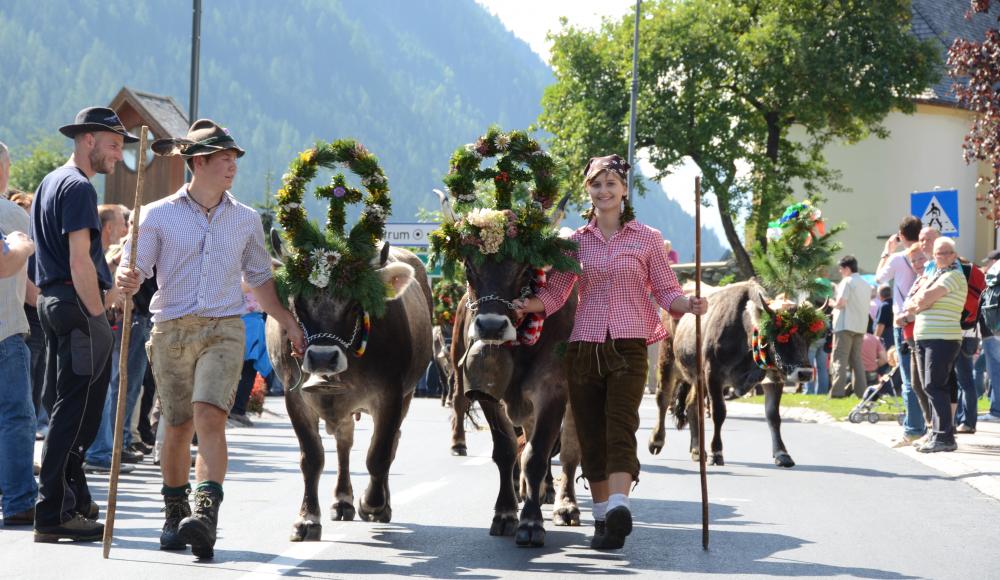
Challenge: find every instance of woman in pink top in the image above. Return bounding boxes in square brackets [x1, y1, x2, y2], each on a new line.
[514, 154, 708, 550]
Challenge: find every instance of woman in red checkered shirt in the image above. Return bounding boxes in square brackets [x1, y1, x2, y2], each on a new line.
[514, 154, 707, 550]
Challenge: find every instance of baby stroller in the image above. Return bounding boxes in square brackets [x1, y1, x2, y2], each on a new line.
[848, 365, 905, 425]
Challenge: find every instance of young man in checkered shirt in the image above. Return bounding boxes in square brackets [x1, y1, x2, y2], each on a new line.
[515, 154, 708, 550]
[116, 119, 304, 559]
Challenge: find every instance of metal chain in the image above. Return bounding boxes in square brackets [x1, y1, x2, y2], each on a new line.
[300, 316, 360, 350]
[465, 285, 532, 312]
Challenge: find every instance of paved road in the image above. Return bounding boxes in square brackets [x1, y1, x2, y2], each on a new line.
[4, 395, 1000, 579]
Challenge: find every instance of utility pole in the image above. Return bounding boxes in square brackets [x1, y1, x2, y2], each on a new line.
[626, 0, 641, 194]
[187, 0, 202, 180]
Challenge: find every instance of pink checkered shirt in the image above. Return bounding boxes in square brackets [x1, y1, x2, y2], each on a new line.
[122, 186, 273, 323]
[537, 220, 684, 345]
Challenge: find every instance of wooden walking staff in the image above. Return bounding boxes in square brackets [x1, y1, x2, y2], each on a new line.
[694, 176, 709, 549]
[103, 125, 149, 558]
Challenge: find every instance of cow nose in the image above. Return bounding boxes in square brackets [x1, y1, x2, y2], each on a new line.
[305, 346, 340, 373]
[474, 314, 511, 341]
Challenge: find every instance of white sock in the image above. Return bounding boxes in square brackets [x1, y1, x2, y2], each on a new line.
[592, 501, 608, 521]
[608, 493, 630, 511]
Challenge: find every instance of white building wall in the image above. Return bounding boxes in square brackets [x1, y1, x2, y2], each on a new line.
[795, 104, 984, 274]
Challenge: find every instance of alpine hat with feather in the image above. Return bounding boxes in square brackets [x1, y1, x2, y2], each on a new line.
[151, 118, 245, 158]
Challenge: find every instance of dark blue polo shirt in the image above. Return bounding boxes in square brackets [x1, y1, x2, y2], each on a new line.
[30, 166, 112, 290]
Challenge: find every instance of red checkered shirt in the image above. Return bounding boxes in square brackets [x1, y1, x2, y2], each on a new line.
[537, 220, 684, 345]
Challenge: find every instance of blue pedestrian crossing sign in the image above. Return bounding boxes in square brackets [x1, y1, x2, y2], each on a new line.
[911, 189, 959, 237]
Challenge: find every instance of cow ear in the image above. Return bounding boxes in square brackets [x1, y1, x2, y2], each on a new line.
[270, 228, 286, 262]
[379, 241, 391, 267]
[378, 261, 415, 300]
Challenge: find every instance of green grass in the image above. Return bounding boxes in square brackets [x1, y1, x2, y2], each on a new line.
[741, 392, 992, 421]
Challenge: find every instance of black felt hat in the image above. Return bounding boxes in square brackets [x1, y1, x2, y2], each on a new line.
[151, 118, 245, 158]
[59, 107, 138, 143]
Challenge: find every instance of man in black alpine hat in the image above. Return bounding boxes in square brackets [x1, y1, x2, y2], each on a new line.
[31, 106, 136, 542]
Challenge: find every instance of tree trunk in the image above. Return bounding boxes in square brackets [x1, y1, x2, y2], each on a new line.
[701, 169, 755, 280]
[751, 113, 784, 252]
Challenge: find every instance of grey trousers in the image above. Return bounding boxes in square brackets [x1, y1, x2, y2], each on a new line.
[831, 330, 866, 397]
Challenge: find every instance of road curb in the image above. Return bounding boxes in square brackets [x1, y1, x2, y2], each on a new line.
[728, 402, 1000, 503]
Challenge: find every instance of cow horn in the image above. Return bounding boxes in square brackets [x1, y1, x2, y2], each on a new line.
[434, 188, 458, 223]
[549, 192, 572, 229]
[758, 291, 775, 317]
[269, 228, 286, 262]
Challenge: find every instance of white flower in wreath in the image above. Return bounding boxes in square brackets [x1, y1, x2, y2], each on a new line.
[361, 173, 386, 189]
[363, 205, 387, 221]
[494, 133, 511, 151]
[282, 172, 293, 184]
[531, 150, 548, 157]
[282, 202, 301, 211]
[464, 143, 481, 158]
[456, 192, 478, 202]
[308, 268, 330, 288]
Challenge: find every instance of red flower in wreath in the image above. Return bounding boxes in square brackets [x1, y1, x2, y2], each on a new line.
[809, 320, 825, 333]
[495, 171, 510, 184]
[776, 333, 791, 344]
[789, 325, 798, 334]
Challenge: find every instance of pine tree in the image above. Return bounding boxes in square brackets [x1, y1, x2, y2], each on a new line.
[751, 200, 843, 301]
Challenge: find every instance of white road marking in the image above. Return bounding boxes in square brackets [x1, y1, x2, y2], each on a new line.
[238, 477, 448, 578]
[238, 536, 343, 579]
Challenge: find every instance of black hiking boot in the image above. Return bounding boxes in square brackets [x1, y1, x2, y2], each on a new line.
[178, 488, 222, 559]
[591, 506, 632, 550]
[160, 494, 191, 551]
[589, 520, 607, 549]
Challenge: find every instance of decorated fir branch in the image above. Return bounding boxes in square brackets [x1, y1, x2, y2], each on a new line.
[272, 140, 393, 318]
[751, 199, 843, 302]
[430, 127, 579, 278]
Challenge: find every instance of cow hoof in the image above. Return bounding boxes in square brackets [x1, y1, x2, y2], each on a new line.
[358, 501, 392, 523]
[331, 500, 356, 521]
[489, 512, 518, 536]
[648, 435, 664, 455]
[542, 488, 556, 505]
[515, 521, 546, 547]
[290, 521, 322, 542]
[690, 450, 700, 463]
[552, 505, 580, 527]
[451, 444, 468, 457]
[710, 453, 725, 466]
[774, 452, 795, 468]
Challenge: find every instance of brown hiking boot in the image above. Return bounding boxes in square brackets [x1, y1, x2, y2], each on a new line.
[34, 513, 104, 543]
[178, 488, 222, 559]
[161, 494, 191, 551]
[4, 506, 34, 526]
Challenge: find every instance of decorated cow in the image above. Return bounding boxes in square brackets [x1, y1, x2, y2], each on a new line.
[265, 140, 432, 541]
[430, 127, 581, 547]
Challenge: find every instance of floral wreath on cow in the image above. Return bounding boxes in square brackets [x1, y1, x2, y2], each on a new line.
[429, 126, 578, 278]
[273, 140, 393, 319]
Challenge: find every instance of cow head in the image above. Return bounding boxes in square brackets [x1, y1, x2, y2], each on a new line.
[749, 291, 815, 384]
[464, 257, 531, 346]
[271, 230, 414, 388]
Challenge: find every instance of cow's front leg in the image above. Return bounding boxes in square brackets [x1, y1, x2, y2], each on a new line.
[359, 393, 408, 523]
[480, 399, 518, 536]
[516, 394, 565, 547]
[762, 378, 795, 467]
[552, 403, 580, 527]
[287, 390, 324, 541]
[330, 417, 356, 521]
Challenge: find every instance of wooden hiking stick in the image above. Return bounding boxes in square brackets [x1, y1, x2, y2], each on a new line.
[694, 176, 709, 550]
[103, 125, 148, 558]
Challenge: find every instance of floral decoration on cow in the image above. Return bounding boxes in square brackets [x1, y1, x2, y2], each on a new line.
[273, 140, 393, 317]
[429, 126, 578, 277]
[757, 303, 827, 345]
[432, 276, 466, 327]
